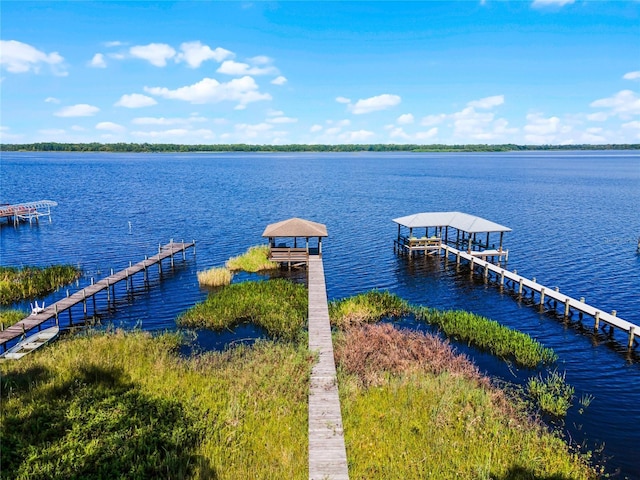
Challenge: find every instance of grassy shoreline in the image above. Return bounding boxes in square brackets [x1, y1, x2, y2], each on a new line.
[1, 283, 597, 478]
[0, 265, 81, 305]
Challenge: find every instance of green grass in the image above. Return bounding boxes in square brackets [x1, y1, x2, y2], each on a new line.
[527, 369, 575, 417]
[0, 330, 312, 480]
[335, 324, 596, 479]
[0, 309, 28, 329]
[413, 306, 557, 368]
[197, 266, 232, 287]
[328, 290, 410, 329]
[0, 265, 81, 305]
[177, 279, 307, 342]
[225, 245, 277, 273]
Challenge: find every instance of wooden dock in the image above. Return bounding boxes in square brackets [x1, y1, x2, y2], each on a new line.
[308, 256, 350, 480]
[442, 245, 640, 348]
[0, 200, 57, 226]
[0, 240, 195, 352]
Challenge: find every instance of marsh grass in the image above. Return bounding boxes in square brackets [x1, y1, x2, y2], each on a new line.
[197, 266, 232, 287]
[527, 369, 575, 417]
[336, 324, 595, 479]
[225, 245, 277, 272]
[0, 265, 81, 305]
[328, 290, 410, 329]
[0, 330, 312, 480]
[413, 306, 557, 368]
[178, 279, 307, 341]
[0, 309, 28, 329]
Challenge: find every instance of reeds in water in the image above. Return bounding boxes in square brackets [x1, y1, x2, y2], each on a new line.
[178, 279, 307, 341]
[197, 266, 232, 287]
[0, 309, 27, 330]
[225, 245, 277, 272]
[527, 369, 575, 417]
[0, 265, 81, 305]
[328, 290, 410, 329]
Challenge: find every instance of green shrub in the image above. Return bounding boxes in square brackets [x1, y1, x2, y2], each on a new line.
[329, 290, 410, 329]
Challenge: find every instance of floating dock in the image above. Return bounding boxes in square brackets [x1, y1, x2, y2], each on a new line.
[0, 200, 57, 226]
[308, 256, 349, 480]
[442, 245, 640, 348]
[0, 240, 195, 352]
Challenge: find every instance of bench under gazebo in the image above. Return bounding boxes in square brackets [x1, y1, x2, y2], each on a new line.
[393, 211, 511, 262]
[262, 217, 328, 267]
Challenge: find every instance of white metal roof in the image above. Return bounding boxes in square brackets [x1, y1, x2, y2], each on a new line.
[392, 212, 511, 233]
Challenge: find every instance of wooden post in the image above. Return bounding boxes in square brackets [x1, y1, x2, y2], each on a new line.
[470, 256, 475, 271]
[483, 264, 489, 281]
[499, 231, 504, 252]
[499, 270, 505, 287]
[182, 240, 186, 260]
[55, 304, 59, 322]
[193, 239, 196, 256]
[611, 310, 617, 317]
[83, 290, 87, 315]
[68, 307, 73, 326]
[456, 251, 461, 265]
[564, 299, 571, 317]
[539, 287, 545, 307]
[126, 269, 130, 292]
[628, 326, 635, 349]
[518, 278, 523, 296]
[106, 280, 110, 303]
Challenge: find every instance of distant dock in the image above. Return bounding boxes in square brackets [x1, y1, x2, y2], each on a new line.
[0, 200, 58, 226]
[0, 240, 195, 353]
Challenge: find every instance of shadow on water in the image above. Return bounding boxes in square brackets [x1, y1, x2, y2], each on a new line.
[179, 322, 269, 356]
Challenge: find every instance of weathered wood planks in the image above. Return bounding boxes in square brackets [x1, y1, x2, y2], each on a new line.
[308, 256, 350, 480]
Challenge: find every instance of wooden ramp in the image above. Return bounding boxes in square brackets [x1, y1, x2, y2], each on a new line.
[0, 241, 195, 351]
[308, 256, 349, 480]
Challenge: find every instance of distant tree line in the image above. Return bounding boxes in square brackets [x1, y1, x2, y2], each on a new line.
[1, 142, 638, 153]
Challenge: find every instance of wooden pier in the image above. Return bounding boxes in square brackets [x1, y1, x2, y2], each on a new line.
[0, 240, 195, 352]
[442, 245, 640, 348]
[308, 256, 350, 480]
[0, 200, 57, 226]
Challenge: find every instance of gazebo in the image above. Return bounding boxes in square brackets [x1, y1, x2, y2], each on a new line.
[262, 217, 328, 266]
[392, 211, 511, 261]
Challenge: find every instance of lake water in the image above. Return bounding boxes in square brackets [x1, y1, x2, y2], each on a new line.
[1, 151, 639, 477]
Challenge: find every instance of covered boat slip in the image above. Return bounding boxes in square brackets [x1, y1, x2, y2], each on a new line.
[393, 211, 511, 262]
[262, 217, 328, 267]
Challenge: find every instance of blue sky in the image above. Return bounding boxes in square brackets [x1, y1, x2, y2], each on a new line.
[1, 1, 638, 145]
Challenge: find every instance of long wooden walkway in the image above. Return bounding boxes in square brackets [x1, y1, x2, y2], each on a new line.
[442, 245, 640, 348]
[308, 256, 349, 480]
[0, 241, 195, 352]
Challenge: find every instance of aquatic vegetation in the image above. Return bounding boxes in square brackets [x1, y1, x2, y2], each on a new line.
[0, 330, 312, 480]
[178, 279, 307, 342]
[225, 245, 277, 273]
[413, 306, 557, 368]
[336, 324, 596, 479]
[0, 309, 28, 329]
[0, 265, 81, 305]
[197, 266, 232, 287]
[328, 290, 410, 329]
[527, 369, 575, 417]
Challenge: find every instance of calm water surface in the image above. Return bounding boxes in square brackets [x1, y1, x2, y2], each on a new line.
[1, 151, 639, 477]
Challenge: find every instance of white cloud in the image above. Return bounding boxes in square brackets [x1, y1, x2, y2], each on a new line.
[349, 94, 401, 114]
[335, 96, 351, 104]
[71, 125, 85, 131]
[268, 116, 298, 124]
[54, 104, 100, 117]
[271, 75, 287, 86]
[104, 41, 126, 47]
[421, 114, 446, 127]
[524, 113, 561, 136]
[132, 116, 207, 126]
[0, 40, 66, 75]
[623, 71, 640, 80]
[267, 109, 284, 117]
[587, 112, 608, 122]
[622, 120, 640, 130]
[44, 97, 60, 104]
[310, 124, 323, 133]
[416, 128, 438, 140]
[339, 130, 375, 142]
[144, 76, 271, 107]
[590, 90, 640, 120]
[532, 0, 574, 7]
[131, 128, 215, 140]
[389, 127, 410, 140]
[89, 53, 107, 68]
[217, 59, 278, 76]
[96, 121, 125, 132]
[467, 95, 504, 109]
[176, 41, 233, 68]
[397, 113, 414, 125]
[114, 93, 158, 108]
[129, 43, 176, 67]
[234, 122, 274, 139]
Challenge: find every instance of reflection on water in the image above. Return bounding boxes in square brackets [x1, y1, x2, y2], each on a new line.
[1, 151, 639, 477]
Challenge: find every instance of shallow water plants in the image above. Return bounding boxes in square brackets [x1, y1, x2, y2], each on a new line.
[178, 279, 307, 341]
[225, 245, 277, 273]
[0, 265, 81, 305]
[197, 266, 232, 287]
[328, 290, 410, 329]
[0, 309, 27, 329]
[527, 369, 575, 417]
[413, 306, 557, 368]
